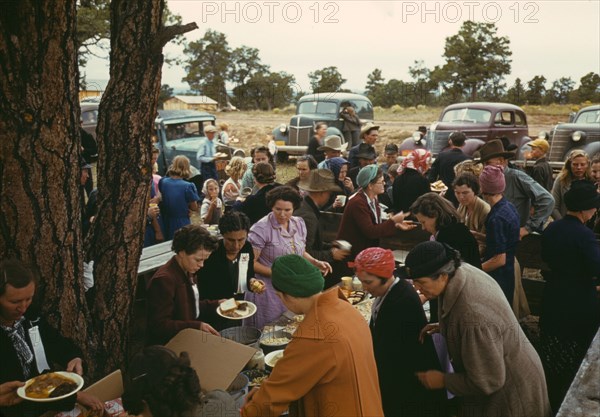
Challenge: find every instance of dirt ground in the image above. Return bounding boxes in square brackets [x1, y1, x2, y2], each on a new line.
[216, 108, 569, 183]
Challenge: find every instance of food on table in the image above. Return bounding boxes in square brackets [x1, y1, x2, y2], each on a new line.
[261, 336, 290, 346]
[25, 373, 77, 399]
[347, 291, 366, 305]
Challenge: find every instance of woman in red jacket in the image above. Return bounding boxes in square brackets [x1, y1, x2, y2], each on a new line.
[337, 165, 416, 258]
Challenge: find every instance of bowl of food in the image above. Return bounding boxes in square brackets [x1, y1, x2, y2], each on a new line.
[264, 349, 285, 371]
[259, 330, 292, 354]
[242, 369, 271, 388]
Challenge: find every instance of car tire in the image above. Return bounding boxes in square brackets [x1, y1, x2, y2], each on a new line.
[276, 152, 289, 163]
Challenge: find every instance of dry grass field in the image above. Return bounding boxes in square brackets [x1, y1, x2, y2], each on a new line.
[216, 104, 578, 183]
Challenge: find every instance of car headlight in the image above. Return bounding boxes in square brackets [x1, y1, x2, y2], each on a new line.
[412, 131, 421, 142]
[278, 124, 288, 134]
[538, 131, 548, 139]
[571, 131, 585, 142]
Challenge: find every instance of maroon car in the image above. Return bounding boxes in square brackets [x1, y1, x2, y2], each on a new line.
[426, 102, 532, 158]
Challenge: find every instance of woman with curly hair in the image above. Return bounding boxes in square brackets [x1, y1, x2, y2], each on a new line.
[159, 155, 201, 240]
[222, 156, 247, 205]
[551, 149, 593, 220]
[122, 346, 237, 417]
[245, 186, 332, 329]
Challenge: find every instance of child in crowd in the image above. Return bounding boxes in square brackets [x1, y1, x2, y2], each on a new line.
[201, 179, 223, 225]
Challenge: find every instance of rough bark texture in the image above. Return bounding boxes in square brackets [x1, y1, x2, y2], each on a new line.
[0, 0, 91, 356]
[86, 0, 197, 375]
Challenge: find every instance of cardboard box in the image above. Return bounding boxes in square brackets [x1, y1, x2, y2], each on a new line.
[166, 328, 256, 392]
[83, 370, 123, 401]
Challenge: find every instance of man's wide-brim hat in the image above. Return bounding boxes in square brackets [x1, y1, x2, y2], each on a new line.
[478, 139, 516, 163]
[299, 169, 342, 193]
[564, 180, 600, 211]
[318, 135, 348, 152]
[360, 122, 380, 137]
[355, 143, 377, 160]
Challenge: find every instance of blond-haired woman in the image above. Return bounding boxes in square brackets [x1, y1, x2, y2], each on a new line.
[222, 156, 247, 205]
[159, 155, 201, 239]
[552, 150, 593, 219]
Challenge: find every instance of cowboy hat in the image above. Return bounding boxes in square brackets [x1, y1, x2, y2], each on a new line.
[317, 135, 348, 152]
[478, 139, 516, 163]
[298, 169, 342, 193]
[360, 122, 380, 137]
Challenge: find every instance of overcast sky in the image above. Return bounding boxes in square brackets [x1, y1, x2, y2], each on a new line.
[82, 0, 600, 94]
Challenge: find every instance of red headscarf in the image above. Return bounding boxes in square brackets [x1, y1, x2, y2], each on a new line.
[349, 247, 396, 278]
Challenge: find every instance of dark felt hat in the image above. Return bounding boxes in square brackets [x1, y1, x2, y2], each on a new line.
[478, 139, 516, 163]
[564, 180, 600, 211]
[355, 143, 377, 160]
[398, 241, 456, 279]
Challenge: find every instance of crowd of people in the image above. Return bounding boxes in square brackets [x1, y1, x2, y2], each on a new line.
[2, 118, 599, 417]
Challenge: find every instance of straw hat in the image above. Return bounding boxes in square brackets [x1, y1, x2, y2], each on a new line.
[360, 122, 380, 137]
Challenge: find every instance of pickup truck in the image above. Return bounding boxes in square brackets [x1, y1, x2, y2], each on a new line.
[153, 110, 245, 180]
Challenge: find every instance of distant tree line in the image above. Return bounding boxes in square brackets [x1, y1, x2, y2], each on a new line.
[77, 4, 599, 109]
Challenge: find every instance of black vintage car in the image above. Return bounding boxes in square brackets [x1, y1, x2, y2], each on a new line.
[538, 104, 600, 164]
[271, 92, 374, 162]
[427, 102, 532, 158]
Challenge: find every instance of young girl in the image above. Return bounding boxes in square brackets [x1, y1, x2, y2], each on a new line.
[201, 179, 223, 225]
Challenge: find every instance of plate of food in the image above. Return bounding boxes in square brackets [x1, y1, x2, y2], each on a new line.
[214, 152, 228, 159]
[17, 371, 84, 402]
[430, 180, 448, 193]
[217, 298, 257, 320]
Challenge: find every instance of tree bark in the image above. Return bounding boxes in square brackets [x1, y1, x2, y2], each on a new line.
[0, 0, 92, 359]
[86, 0, 197, 375]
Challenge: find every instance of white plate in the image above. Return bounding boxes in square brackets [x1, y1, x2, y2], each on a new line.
[217, 301, 257, 320]
[265, 349, 285, 368]
[18, 371, 84, 402]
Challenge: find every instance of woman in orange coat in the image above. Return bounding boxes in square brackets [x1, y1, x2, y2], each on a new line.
[242, 255, 384, 417]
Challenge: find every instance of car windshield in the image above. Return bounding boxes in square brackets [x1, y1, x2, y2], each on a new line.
[164, 121, 210, 141]
[575, 109, 600, 124]
[441, 108, 491, 123]
[298, 101, 338, 115]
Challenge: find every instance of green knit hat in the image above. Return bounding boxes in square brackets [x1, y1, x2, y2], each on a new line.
[272, 254, 324, 297]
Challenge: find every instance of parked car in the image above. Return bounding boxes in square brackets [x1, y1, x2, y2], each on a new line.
[271, 92, 374, 162]
[153, 109, 245, 180]
[537, 104, 600, 164]
[81, 103, 99, 139]
[427, 102, 532, 158]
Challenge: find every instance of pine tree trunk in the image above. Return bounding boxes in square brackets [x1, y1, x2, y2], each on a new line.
[86, 0, 197, 375]
[0, 0, 92, 358]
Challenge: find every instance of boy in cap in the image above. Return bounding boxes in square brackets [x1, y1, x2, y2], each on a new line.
[525, 138, 553, 191]
[242, 254, 384, 417]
